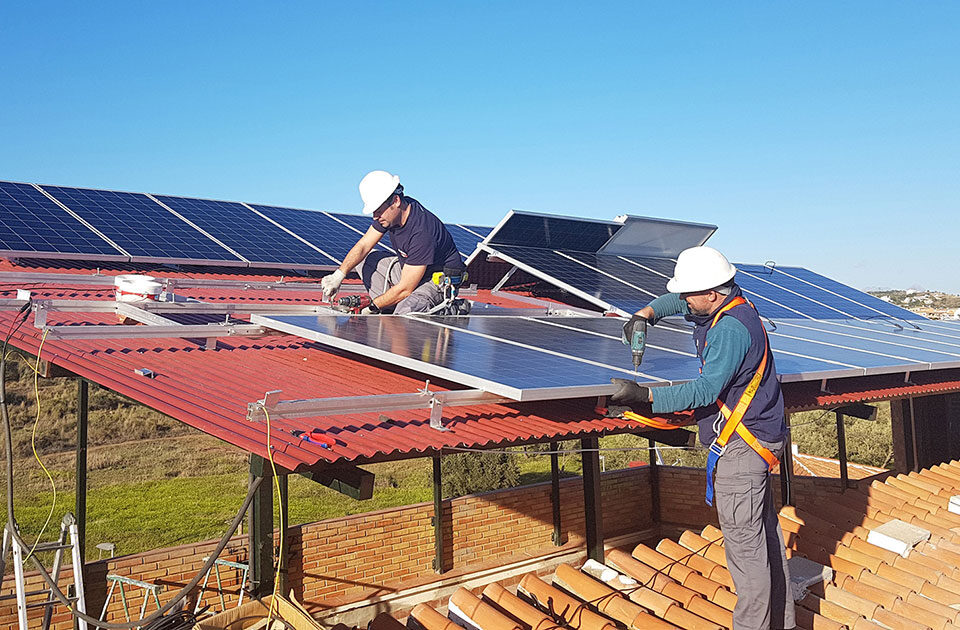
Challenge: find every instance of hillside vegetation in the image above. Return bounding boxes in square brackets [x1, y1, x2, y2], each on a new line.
[1, 352, 895, 559]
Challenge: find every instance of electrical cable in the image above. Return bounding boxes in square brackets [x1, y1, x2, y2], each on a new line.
[24, 328, 56, 563]
[1, 306, 269, 629]
[261, 405, 284, 623]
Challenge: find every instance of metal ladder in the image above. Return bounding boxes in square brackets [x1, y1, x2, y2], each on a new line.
[0, 513, 88, 630]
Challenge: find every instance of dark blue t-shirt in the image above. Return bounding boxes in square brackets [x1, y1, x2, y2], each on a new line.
[371, 197, 464, 273]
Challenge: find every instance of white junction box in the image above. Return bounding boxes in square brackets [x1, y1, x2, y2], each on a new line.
[867, 519, 930, 557]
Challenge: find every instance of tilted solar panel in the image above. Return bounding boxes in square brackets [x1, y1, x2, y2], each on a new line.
[0, 182, 124, 259]
[487, 211, 620, 251]
[246, 204, 354, 264]
[40, 185, 243, 264]
[153, 195, 335, 268]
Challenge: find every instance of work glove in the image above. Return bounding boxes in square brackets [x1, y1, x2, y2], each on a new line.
[321, 269, 346, 302]
[621, 314, 648, 347]
[360, 302, 381, 315]
[609, 378, 651, 407]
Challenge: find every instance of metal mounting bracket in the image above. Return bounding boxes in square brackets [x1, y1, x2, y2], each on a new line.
[247, 382, 513, 429]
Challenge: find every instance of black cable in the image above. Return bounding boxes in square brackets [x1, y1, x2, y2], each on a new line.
[1, 308, 269, 629]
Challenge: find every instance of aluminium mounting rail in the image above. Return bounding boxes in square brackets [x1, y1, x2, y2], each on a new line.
[247, 386, 516, 430]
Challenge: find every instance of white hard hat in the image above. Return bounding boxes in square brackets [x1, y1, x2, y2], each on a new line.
[666, 246, 737, 294]
[359, 170, 401, 215]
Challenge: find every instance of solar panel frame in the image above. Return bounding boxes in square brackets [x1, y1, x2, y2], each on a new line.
[39, 184, 248, 266]
[0, 181, 127, 261]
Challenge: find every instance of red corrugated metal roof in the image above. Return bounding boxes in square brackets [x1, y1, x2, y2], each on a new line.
[4, 260, 960, 471]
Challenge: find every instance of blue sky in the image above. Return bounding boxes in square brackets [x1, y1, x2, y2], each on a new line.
[2, 2, 958, 292]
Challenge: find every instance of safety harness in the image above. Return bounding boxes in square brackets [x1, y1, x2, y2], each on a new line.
[619, 296, 779, 506]
[703, 297, 779, 506]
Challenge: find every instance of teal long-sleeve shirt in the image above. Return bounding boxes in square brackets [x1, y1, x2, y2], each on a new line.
[646, 293, 752, 414]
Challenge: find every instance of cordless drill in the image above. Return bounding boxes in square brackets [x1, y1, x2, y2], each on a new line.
[622, 316, 648, 379]
[336, 294, 377, 314]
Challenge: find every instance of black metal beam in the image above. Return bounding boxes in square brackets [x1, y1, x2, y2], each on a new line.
[297, 464, 374, 500]
[835, 411, 850, 491]
[75, 379, 89, 562]
[550, 441, 561, 546]
[277, 473, 289, 594]
[781, 415, 794, 506]
[248, 455, 274, 598]
[432, 455, 445, 573]
[581, 436, 604, 562]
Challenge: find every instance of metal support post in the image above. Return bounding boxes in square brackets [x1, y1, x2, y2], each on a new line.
[550, 441, 562, 546]
[648, 438, 661, 524]
[835, 411, 850, 491]
[277, 473, 288, 595]
[75, 380, 89, 563]
[781, 415, 794, 506]
[248, 456, 274, 598]
[580, 437, 604, 562]
[432, 456, 445, 573]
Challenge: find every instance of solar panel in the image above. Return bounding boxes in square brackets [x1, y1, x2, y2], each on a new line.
[153, 195, 336, 268]
[487, 211, 620, 251]
[445, 224, 487, 258]
[40, 185, 243, 264]
[254, 311, 960, 402]
[246, 204, 354, 264]
[0, 182, 124, 259]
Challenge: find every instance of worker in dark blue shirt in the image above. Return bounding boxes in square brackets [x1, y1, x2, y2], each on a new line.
[321, 171, 465, 315]
[611, 246, 794, 630]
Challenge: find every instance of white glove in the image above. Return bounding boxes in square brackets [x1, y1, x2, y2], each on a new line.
[321, 269, 346, 301]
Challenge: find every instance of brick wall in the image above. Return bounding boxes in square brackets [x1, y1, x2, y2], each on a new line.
[1, 466, 653, 629]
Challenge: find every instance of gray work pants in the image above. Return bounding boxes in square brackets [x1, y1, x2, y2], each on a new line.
[360, 251, 444, 315]
[715, 436, 795, 630]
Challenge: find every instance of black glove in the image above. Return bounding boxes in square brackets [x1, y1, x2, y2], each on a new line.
[610, 378, 651, 406]
[621, 314, 648, 346]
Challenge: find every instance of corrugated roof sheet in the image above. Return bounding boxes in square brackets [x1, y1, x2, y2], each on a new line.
[3, 259, 960, 471]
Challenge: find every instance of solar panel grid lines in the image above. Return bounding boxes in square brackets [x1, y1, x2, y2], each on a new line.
[776, 319, 960, 361]
[145, 193, 248, 262]
[735, 264, 875, 321]
[522, 315, 697, 359]
[411, 314, 666, 381]
[39, 185, 246, 264]
[0, 181, 127, 259]
[242, 203, 344, 264]
[152, 194, 335, 269]
[444, 224, 486, 258]
[31, 184, 133, 256]
[326, 212, 396, 253]
[486, 210, 622, 252]
[553, 250, 661, 298]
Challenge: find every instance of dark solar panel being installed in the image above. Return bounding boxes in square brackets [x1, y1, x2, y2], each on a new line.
[246, 204, 356, 263]
[487, 211, 620, 251]
[40, 185, 242, 263]
[0, 182, 123, 258]
[154, 195, 335, 268]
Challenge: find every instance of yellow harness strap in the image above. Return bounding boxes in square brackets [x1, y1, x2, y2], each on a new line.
[707, 297, 779, 470]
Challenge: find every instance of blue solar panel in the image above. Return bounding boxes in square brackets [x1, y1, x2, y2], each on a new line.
[764, 266, 925, 321]
[41, 185, 242, 263]
[254, 311, 960, 401]
[246, 204, 354, 264]
[0, 182, 123, 257]
[459, 225, 492, 238]
[154, 195, 335, 268]
[488, 212, 620, 251]
[445, 224, 486, 258]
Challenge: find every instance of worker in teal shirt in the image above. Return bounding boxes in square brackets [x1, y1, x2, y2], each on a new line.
[611, 246, 794, 630]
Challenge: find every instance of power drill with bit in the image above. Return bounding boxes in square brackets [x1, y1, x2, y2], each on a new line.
[622, 316, 648, 380]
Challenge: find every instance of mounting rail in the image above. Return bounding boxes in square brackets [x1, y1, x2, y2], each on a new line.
[248, 385, 515, 430]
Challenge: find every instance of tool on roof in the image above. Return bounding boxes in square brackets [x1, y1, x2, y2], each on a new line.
[620, 314, 648, 380]
[425, 267, 471, 316]
[334, 294, 378, 314]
